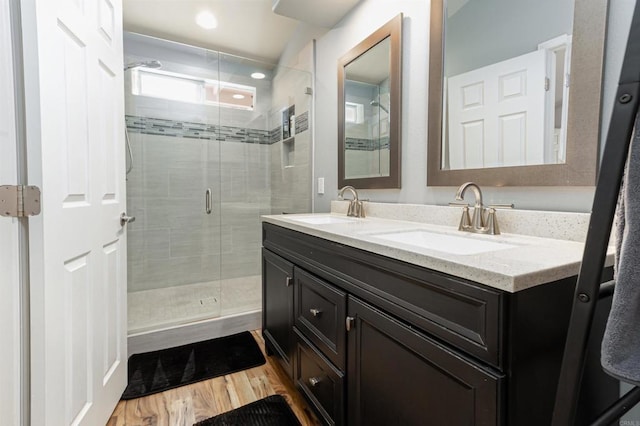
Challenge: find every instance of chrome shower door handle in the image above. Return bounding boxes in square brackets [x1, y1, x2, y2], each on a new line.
[205, 188, 212, 214]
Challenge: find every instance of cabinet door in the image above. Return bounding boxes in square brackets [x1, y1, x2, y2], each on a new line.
[262, 248, 295, 378]
[347, 297, 503, 426]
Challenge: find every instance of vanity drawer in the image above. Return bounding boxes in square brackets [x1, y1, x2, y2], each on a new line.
[294, 267, 347, 370]
[294, 328, 344, 426]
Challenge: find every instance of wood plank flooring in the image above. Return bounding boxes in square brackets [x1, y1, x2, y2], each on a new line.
[107, 330, 320, 426]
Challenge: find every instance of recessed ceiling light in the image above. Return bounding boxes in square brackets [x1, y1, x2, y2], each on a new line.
[251, 72, 266, 80]
[232, 94, 245, 99]
[196, 11, 218, 29]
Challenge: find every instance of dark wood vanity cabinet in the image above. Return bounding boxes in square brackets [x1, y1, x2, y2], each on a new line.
[261, 223, 618, 425]
[346, 297, 501, 426]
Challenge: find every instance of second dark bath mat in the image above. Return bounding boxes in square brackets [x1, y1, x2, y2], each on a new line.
[194, 394, 301, 426]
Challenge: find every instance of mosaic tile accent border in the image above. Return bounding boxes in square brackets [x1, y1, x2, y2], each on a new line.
[126, 113, 309, 145]
[345, 136, 390, 151]
[269, 126, 282, 144]
[126, 115, 270, 143]
[296, 111, 309, 134]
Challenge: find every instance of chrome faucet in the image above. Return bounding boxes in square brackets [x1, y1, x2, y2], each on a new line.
[338, 185, 365, 218]
[453, 182, 510, 235]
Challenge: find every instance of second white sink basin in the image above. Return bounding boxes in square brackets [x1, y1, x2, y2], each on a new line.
[370, 229, 518, 255]
[287, 215, 358, 225]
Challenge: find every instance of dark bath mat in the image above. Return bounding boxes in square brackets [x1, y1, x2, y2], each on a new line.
[194, 395, 301, 426]
[122, 331, 266, 400]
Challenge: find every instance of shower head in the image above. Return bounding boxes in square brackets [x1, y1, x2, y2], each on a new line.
[370, 100, 389, 114]
[124, 60, 162, 71]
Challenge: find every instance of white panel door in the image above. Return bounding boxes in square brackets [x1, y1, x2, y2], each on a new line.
[22, 0, 127, 424]
[0, 2, 23, 424]
[448, 50, 546, 169]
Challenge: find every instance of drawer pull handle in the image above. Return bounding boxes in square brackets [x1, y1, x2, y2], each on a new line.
[308, 376, 321, 387]
[286, 276, 292, 287]
[310, 308, 322, 317]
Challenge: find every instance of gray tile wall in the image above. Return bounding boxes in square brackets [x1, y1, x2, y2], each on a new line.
[126, 131, 272, 291]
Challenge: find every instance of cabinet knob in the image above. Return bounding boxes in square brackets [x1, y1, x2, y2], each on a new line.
[308, 376, 321, 387]
[286, 276, 292, 287]
[310, 308, 322, 317]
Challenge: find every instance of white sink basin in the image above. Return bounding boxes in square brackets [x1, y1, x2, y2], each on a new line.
[370, 229, 518, 255]
[287, 215, 358, 225]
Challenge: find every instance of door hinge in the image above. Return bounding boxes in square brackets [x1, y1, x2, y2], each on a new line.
[0, 185, 41, 218]
[545, 77, 550, 91]
[346, 316, 355, 331]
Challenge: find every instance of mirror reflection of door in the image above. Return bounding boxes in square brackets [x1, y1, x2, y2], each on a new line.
[344, 37, 391, 179]
[442, 0, 573, 170]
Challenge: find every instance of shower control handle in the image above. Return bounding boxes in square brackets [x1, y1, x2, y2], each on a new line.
[205, 188, 212, 214]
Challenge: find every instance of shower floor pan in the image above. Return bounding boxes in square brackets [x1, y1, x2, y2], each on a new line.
[127, 275, 261, 355]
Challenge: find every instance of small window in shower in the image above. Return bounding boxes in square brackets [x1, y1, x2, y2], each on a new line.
[132, 68, 256, 111]
[132, 70, 203, 103]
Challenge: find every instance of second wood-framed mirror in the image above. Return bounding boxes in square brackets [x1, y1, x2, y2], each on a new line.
[338, 14, 403, 189]
[427, 0, 608, 187]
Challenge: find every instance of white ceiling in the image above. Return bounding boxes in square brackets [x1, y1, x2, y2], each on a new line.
[272, 0, 361, 29]
[123, 0, 360, 63]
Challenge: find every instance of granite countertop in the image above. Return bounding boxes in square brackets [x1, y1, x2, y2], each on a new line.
[261, 206, 615, 293]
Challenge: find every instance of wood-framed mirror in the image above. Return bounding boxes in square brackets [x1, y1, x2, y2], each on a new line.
[427, 0, 608, 187]
[338, 14, 402, 189]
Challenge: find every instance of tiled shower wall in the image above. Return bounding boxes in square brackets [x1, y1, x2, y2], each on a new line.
[125, 111, 310, 293]
[126, 131, 225, 292]
[125, 124, 273, 292]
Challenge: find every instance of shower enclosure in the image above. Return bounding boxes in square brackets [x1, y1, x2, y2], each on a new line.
[123, 33, 312, 349]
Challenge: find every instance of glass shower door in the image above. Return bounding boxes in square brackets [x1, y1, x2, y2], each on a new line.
[124, 38, 223, 334]
[215, 53, 312, 319]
